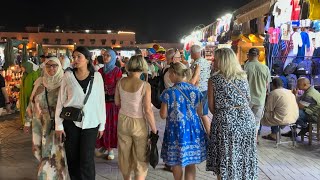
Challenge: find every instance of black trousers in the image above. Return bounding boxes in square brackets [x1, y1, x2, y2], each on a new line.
[63, 120, 98, 180]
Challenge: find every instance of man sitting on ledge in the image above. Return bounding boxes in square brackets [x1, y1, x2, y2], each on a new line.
[261, 77, 299, 141]
[282, 77, 320, 137]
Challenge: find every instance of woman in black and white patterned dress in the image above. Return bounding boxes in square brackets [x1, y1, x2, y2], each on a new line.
[206, 48, 257, 180]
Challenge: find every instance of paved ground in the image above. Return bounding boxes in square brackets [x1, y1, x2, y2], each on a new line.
[1, 109, 320, 180]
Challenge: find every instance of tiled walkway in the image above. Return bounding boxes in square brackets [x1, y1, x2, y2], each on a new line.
[1, 110, 320, 180]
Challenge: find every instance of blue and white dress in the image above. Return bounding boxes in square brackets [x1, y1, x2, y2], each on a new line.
[160, 82, 207, 167]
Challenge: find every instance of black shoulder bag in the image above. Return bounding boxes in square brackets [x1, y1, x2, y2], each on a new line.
[45, 88, 55, 131]
[59, 75, 94, 122]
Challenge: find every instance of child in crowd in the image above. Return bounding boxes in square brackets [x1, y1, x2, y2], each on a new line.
[160, 62, 208, 180]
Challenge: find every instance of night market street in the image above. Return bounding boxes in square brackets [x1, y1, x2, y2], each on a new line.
[0, 109, 319, 180]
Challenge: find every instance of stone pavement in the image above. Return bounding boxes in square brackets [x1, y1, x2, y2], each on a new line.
[1, 109, 320, 180]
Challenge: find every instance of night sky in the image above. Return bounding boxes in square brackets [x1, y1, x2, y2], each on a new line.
[4, 0, 252, 43]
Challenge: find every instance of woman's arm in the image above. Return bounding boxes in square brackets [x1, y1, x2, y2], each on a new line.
[55, 75, 67, 131]
[208, 80, 215, 114]
[160, 102, 168, 119]
[97, 74, 106, 132]
[143, 83, 157, 133]
[115, 80, 121, 107]
[189, 64, 200, 85]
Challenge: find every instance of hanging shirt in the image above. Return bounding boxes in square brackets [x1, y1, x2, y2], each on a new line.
[315, 32, 320, 48]
[309, 0, 320, 20]
[291, 31, 303, 55]
[291, 0, 301, 20]
[299, 0, 310, 19]
[268, 27, 281, 44]
[273, 0, 292, 27]
[297, 31, 310, 57]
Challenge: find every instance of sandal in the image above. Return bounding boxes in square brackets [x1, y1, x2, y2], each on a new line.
[163, 164, 172, 172]
[262, 134, 276, 141]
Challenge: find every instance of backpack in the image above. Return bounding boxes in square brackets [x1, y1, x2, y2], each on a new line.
[283, 62, 298, 75]
[286, 74, 297, 90]
[272, 58, 284, 75]
[296, 59, 312, 75]
[149, 68, 169, 109]
[313, 75, 320, 91]
[279, 75, 288, 89]
[312, 58, 320, 75]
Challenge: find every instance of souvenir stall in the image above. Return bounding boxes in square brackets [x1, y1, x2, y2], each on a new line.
[232, 0, 272, 65]
[264, 0, 320, 90]
[2, 65, 22, 110]
[1, 40, 26, 111]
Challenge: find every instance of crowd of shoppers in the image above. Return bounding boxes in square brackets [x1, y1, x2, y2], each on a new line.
[21, 44, 320, 180]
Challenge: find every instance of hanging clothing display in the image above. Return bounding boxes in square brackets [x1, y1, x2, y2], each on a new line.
[308, 0, 320, 20]
[268, 27, 281, 43]
[299, 0, 310, 19]
[297, 30, 310, 57]
[291, 0, 301, 20]
[273, 0, 292, 27]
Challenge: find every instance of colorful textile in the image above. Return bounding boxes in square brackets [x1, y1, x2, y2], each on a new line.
[26, 85, 68, 180]
[96, 67, 122, 149]
[309, 0, 320, 20]
[160, 82, 206, 167]
[19, 69, 40, 125]
[268, 27, 281, 44]
[291, 0, 301, 20]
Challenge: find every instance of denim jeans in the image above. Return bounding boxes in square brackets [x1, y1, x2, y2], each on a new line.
[296, 110, 308, 128]
[201, 91, 208, 116]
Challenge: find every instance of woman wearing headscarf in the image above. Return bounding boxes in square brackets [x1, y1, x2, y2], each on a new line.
[19, 61, 40, 129]
[24, 57, 68, 179]
[95, 49, 122, 160]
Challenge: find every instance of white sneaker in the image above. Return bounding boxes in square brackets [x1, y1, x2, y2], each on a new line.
[95, 148, 107, 157]
[107, 150, 114, 160]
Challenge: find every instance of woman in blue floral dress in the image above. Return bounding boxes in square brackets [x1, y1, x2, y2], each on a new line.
[160, 62, 209, 180]
[206, 48, 257, 180]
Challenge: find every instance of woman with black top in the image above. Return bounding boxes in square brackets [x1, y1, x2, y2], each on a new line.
[55, 46, 106, 180]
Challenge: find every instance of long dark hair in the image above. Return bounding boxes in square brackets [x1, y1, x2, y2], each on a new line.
[73, 46, 95, 73]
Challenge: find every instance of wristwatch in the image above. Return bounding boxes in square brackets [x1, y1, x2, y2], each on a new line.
[5, 102, 10, 105]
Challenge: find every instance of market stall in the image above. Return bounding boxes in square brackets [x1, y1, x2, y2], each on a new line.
[262, 0, 320, 90]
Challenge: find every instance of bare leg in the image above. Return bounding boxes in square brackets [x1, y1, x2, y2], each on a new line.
[123, 174, 131, 180]
[135, 176, 145, 180]
[201, 115, 211, 134]
[185, 164, 196, 180]
[172, 165, 183, 180]
[217, 174, 222, 180]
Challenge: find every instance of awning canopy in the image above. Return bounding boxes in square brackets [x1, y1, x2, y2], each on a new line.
[234, 0, 272, 24]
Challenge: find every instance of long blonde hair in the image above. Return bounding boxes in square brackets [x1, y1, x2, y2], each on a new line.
[213, 48, 246, 80]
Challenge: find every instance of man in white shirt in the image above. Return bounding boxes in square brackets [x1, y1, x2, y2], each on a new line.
[189, 45, 211, 129]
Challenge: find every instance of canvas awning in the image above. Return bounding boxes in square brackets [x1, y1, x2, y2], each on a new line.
[234, 0, 272, 24]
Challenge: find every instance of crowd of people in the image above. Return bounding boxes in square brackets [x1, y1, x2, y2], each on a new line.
[17, 44, 320, 180]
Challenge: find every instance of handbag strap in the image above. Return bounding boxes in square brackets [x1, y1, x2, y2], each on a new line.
[224, 79, 249, 104]
[45, 87, 53, 120]
[175, 85, 206, 132]
[83, 75, 95, 105]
